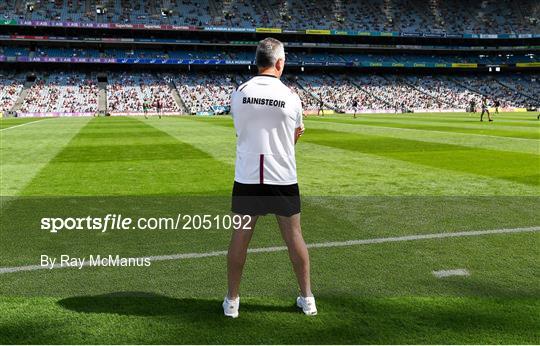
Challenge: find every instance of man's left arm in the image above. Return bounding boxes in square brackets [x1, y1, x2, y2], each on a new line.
[293, 94, 304, 144]
[295, 124, 305, 144]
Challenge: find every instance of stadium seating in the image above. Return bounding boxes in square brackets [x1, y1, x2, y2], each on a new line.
[103, 49, 167, 59]
[166, 50, 229, 60]
[497, 75, 539, 103]
[2, 47, 537, 66]
[36, 48, 101, 58]
[18, 72, 99, 114]
[0, 47, 30, 57]
[297, 74, 390, 111]
[2, 70, 538, 115]
[2, 0, 538, 34]
[167, 73, 236, 114]
[0, 73, 24, 112]
[107, 72, 181, 113]
[451, 75, 532, 107]
[282, 76, 320, 111]
[352, 74, 449, 111]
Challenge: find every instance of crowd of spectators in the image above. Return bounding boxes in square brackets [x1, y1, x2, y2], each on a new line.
[19, 72, 99, 114]
[352, 74, 451, 111]
[296, 73, 537, 112]
[0, 73, 24, 112]
[282, 76, 320, 111]
[2, 0, 537, 34]
[403, 75, 534, 109]
[168, 73, 236, 114]
[497, 75, 539, 102]
[456, 75, 532, 108]
[297, 74, 390, 111]
[107, 72, 181, 113]
[4, 71, 538, 115]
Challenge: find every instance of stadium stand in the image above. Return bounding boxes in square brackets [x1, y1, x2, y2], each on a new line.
[402, 75, 475, 109]
[107, 72, 181, 114]
[0, 72, 24, 113]
[0, 0, 538, 117]
[36, 48, 101, 59]
[297, 74, 390, 112]
[451, 75, 532, 107]
[283, 76, 320, 112]
[497, 75, 540, 102]
[2, 0, 538, 34]
[168, 73, 236, 115]
[18, 72, 99, 115]
[352, 74, 449, 111]
[1, 47, 537, 66]
[2, 71, 538, 115]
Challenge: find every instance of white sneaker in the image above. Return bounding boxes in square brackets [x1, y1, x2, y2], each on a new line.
[222, 296, 239, 318]
[296, 295, 317, 315]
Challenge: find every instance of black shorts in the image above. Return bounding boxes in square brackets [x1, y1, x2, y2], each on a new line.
[231, 181, 301, 217]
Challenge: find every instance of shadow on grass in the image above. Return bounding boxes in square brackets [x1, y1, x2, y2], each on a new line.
[49, 291, 540, 344]
[58, 291, 297, 316]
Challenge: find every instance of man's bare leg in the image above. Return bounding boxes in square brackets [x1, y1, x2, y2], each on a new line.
[227, 215, 258, 299]
[275, 213, 313, 297]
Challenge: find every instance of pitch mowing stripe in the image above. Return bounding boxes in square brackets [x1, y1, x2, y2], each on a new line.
[143, 116, 236, 166]
[142, 117, 539, 196]
[306, 120, 539, 156]
[0, 119, 49, 131]
[303, 127, 540, 187]
[185, 115, 539, 155]
[0, 226, 538, 275]
[329, 113, 539, 127]
[19, 117, 233, 196]
[1, 118, 91, 196]
[313, 118, 539, 140]
[310, 119, 540, 143]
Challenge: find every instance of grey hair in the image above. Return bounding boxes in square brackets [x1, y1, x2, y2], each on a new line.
[255, 37, 285, 68]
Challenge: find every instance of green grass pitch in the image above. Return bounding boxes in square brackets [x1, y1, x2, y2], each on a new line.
[0, 112, 539, 344]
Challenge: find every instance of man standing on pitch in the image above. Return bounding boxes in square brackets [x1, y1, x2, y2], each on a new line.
[480, 96, 492, 122]
[223, 37, 316, 318]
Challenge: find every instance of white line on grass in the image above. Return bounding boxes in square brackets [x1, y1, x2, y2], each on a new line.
[0, 226, 538, 275]
[432, 269, 470, 278]
[320, 120, 538, 142]
[0, 119, 48, 132]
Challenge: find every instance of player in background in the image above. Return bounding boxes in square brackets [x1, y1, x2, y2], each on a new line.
[469, 99, 476, 114]
[143, 99, 150, 119]
[494, 99, 500, 114]
[317, 96, 324, 116]
[480, 97, 492, 122]
[352, 98, 358, 118]
[155, 98, 163, 119]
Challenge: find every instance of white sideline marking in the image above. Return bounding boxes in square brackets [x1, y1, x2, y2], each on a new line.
[433, 269, 470, 278]
[0, 119, 48, 132]
[323, 120, 538, 142]
[0, 226, 538, 275]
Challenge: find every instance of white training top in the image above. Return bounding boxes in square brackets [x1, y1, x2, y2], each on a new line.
[231, 74, 303, 185]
